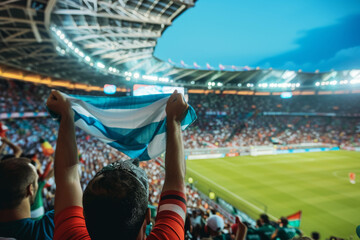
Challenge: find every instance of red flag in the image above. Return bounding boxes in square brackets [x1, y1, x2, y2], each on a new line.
[287, 211, 302, 227]
[0, 122, 8, 138]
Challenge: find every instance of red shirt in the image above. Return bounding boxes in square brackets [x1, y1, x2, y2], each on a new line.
[53, 190, 186, 240]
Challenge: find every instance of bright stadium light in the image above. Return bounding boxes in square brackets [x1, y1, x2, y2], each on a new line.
[126, 77, 131, 81]
[237, 83, 242, 87]
[56, 30, 62, 36]
[85, 56, 91, 62]
[211, 82, 215, 86]
[191, 81, 195, 84]
[78, 51, 84, 57]
[64, 39, 69, 44]
[96, 62, 105, 69]
[143, 75, 158, 81]
[60, 34, 65, 40]
[133, 73, 139, 79]
[159, 77, 169, 82]
[217, 82, 223, 87]
[296, 83, 300, 87]
[74, 48, 79, 53]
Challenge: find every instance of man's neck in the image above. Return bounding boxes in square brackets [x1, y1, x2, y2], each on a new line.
[0, 198, 31, 222]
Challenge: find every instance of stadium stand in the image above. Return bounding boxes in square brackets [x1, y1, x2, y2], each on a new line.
[1, 0, 359, 239]
[1, 78, 359, 239]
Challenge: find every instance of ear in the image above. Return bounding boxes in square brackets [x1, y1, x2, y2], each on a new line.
[27, 183, 35, 197]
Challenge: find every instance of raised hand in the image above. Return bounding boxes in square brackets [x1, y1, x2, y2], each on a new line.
[165, 90, 188, 122]
[46, 90, 73, 117]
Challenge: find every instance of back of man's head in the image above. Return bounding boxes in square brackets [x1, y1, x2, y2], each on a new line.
[260, 214, 270, 224]
[279, 217, 288, 227]
[83, 159, 148, 240]
[0, 158, 36, 210]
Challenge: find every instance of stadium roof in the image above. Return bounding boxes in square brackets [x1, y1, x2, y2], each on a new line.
[0, 0, 359, 90]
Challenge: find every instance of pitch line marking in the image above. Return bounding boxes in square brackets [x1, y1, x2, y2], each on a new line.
[187, 167, 277, 220]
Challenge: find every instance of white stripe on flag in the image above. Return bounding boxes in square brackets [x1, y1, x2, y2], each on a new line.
[68, 95, 168, 129]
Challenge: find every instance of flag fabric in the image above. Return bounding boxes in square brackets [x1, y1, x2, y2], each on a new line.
[206, 63, 213, 70]
[219, 64, 225, 71]
[180, 60, 186, 67]
[49, 93, 197, 161]
[287, 211, 302, 227]
[168, 58, 174, 65]
[193, 62, 200, 69]
[0, 122, 8, 138]
[40, 139, 54, 156]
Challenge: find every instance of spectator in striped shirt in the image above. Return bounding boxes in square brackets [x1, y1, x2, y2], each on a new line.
[47, 90, 188, 240]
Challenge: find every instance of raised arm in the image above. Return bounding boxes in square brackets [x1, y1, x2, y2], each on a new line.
[46, 90, 82, 214]
[162, 90, 188, 193]
[0, 137, 23, 157]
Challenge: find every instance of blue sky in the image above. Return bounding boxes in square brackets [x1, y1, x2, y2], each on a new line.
[154, 0, 360, 72]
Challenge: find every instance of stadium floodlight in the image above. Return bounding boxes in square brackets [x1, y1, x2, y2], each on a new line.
[64, 39, 69, 44]
[208, 86, 212, 89]
[211, 82, 215, 86]
[96, 62, 105, 69]
[90, 63, 94, 66]
[67, 41, 73, 47]
[134, 73, 140, 79]
[56, 30, 62, 36]
[143, 75, 158, 81]
[74, 48, 79, 53]
[217, 82, 223, 87]
[109, 67, 113, 71]
[237, 83, 242, 87]
[296, 83, 300, 87]
[126, 77, 131, 81]
[350, 70, 360, 78]
[78, 51, 84, 57]
[85, 56, 91, 62]
[191, 81, 195, 85]
[61, 49, 65, 55]
[159, 77, 169, 82]
[208, 82, 212, 86]
[60, 34, 65, 40]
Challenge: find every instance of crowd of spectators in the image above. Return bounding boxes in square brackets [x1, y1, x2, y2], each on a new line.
[1, 78, 359, 239]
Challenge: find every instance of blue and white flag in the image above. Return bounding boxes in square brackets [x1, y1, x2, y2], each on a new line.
[53, 93, 197, 160]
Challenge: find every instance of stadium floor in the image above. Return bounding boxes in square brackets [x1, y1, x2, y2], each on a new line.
[186, 150, 360, 238]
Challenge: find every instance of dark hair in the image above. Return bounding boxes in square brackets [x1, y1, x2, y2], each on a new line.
[260, 214, 270, 224]
[280, 217, 288, 227]
[0, 158, 36, 209]
[83, 160, 148, 240]
[311, 232, 320, 240]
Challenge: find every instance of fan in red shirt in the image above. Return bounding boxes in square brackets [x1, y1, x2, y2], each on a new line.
[47, 90, 189, 240]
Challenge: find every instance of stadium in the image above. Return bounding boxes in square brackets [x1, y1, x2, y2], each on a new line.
[0, 1, 359, 240]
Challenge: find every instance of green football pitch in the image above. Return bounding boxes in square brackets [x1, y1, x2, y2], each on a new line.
[185, 150, 360, 239]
